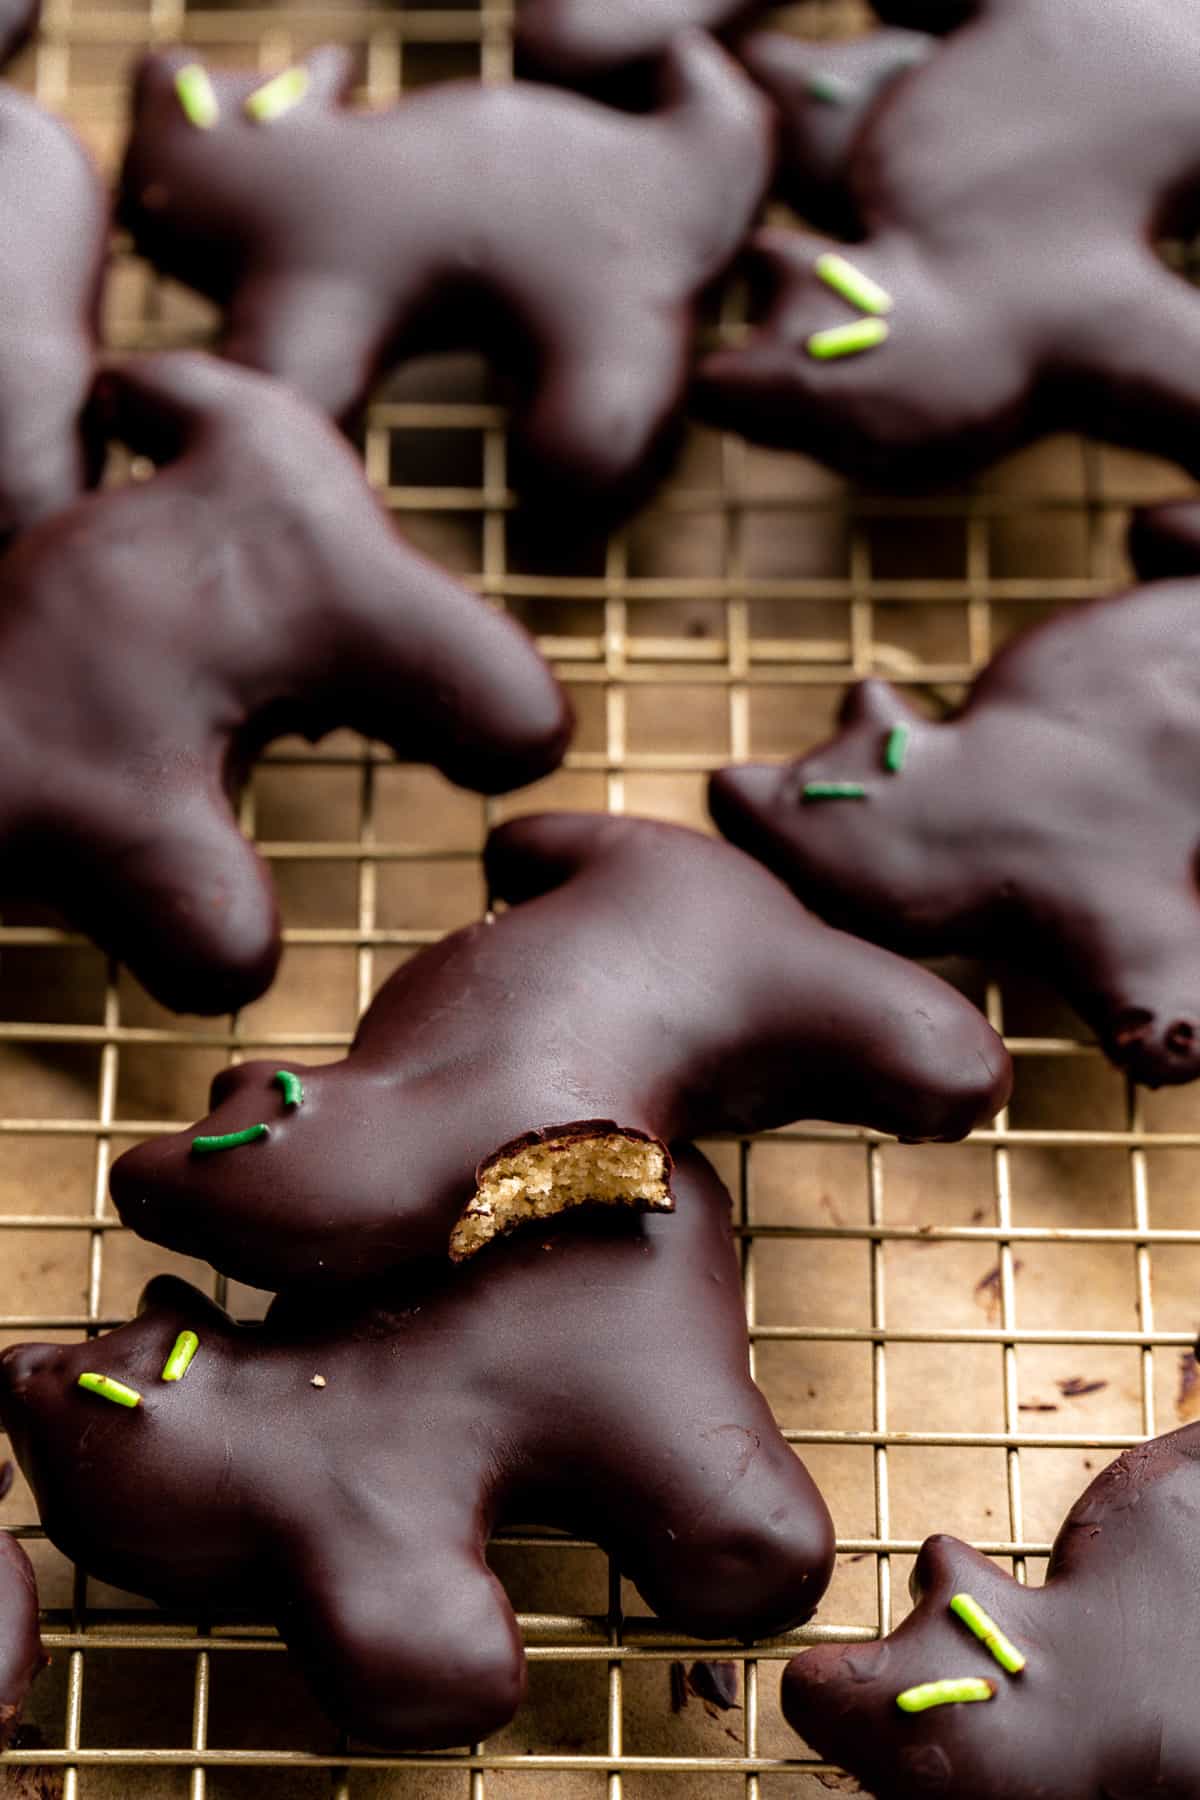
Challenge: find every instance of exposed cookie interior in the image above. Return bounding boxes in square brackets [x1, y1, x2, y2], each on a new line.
[449, 1132, 671, 1260]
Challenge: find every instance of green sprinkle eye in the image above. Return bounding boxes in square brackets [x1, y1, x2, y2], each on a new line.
[244, 66, 310, 123]
[950, 1593, 1026, 1675]
[272, 1070, 304, 1110]
[803, 781, 868, 802]
[78, 1372, 142, 1410]
[805, 69, 859, 105]
[191, 1124, 270, 1156]
[161, 1331, 199, 1383]
[807, 319, 890, 361]
[896, 1677, 995, 1713]
[884, 724, 910, 774]
[174, 64, 219, 130]
[815, 252, 894, 317]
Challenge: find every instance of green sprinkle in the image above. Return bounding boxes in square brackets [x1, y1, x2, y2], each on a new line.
[161, 1330, 199, 1384]
[815, 252, 894, 317]
[191, 1123, 270, 1156]
[244, 65, 310, 123]
[805, 68, 859, 105]
[896, 1677, 995, 1714]
[272, 1069, 304, 1110]
[174, 64, 219, 130]
[950, 1594, 1026, 1675]
[884, 724, 910, 774]
[78, 1372, 142, 1410]
[803, 781, 868, 802]
[807, 318, 890, 361]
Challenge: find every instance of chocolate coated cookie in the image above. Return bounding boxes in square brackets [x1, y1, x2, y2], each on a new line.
[711, 503, 1200, 1088]
[3, 1151, 835, 1750]
[119, 38, 772, 512]
[111, 811, 1010, 1289]
[0, 351, 569, 1015]
[782, 1424, 1200, 1798]
[0, 85, 105, 538]
[0, 1530, 44, 1747]
[697, 0, 1200, 487]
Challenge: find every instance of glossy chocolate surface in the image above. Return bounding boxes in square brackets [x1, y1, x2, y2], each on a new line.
[783, 1425, 1200, 1798]
[119, 38, 771, 512]
[696, 0, 1200, 487]
[0, 85, 105, 539]
[711, 504, 1200, 1087]
[3, 1151, 834, 1750]
[0, 351, 569, 1015]
[111, 811, 1010, 1288]
[0, 1531, 44, 1747]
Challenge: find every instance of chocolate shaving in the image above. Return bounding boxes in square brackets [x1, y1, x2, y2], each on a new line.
[1018, 1401, 1058, 1413]
[0, 1461, 13, 1503]
[670, 1659, 742, 1716]
[974, 1259, 1024, 1320]
[1056, 1377, 1108, 1398]
[687, 1660, 741, 1712]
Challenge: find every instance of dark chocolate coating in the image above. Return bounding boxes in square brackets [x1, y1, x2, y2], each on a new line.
[0, 1532, 44, 1747]
[0, 0, 39, 67]
[516, 0, 763, 82]
[696, 0, 1200, 488]
[782, 1424, 1200, 1799]
[2, 1151, 835, 1751]
[736, 29, 932, 241]
[0, 351, 569, 1016]
[111, 811, 1010, 1288]
[709, 503, 1200, 1088]
[0, 85, 105, 539]
[118, 38, 771, 513]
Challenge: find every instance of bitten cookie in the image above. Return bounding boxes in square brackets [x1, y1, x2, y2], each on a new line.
[119, 37, 772, 512]
[710, 503, 1200, 1089]
[3, 1151, 835, 1750]
[0, 351, 569, 1016]
[781, 1424, 1200, 1798]
[111, 811, 1010, 1289]
[0, 85, 105, 539]
[696, 0, 1200, 487]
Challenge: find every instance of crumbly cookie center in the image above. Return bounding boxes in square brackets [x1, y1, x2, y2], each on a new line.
[449, 1133, 671, 1260]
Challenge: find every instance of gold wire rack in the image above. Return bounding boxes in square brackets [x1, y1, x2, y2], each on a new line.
[3, 0, 1200, 1795]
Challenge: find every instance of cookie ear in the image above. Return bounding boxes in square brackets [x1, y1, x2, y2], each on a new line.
[292, 44, 357, 107]
[128, 47, 194, 114]
[136, 1276, 232, 1334]
[909, 1532, 1010, 1605]
[484, 812, 617, 908]
[838, 677, 923, 732]
[97, 352, 272, 465]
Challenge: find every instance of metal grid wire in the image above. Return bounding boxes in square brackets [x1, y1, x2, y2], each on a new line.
[3, 0, 1200, 1794]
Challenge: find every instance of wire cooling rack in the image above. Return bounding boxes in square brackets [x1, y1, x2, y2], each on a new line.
[3, 0, 1200, 1794]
